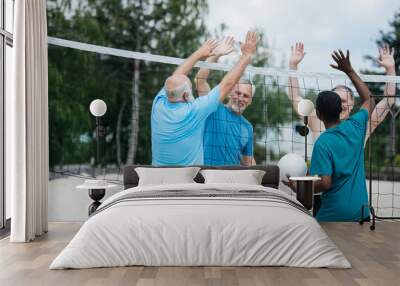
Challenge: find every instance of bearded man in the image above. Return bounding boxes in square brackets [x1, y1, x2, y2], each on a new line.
[195, 37, 256, 166]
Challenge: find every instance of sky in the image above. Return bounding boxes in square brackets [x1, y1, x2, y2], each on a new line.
[206, 0, 399, 75]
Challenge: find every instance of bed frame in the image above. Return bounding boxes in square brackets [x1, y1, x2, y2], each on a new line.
[123, 165, 280, 190]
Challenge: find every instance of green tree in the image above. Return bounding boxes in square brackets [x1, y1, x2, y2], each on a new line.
[47, 2, 108, 167]
[47, 0, 294, 168]
[47, 0, 208, 168]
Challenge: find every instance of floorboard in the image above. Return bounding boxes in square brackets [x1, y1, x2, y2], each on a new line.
[0, 221, 399, 286]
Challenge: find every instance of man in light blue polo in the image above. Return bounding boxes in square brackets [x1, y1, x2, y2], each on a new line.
[151, 31, 259, 166]
[308, 49, 375, 222]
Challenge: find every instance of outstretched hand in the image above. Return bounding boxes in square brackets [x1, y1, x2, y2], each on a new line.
[240, 31, 258, 57]
[377, 44, 395, 71]
[212, 36, 235, 57]
[289, 42, 306, 68]
[197, 39, 220, 58]
[330, 49, 354, 74]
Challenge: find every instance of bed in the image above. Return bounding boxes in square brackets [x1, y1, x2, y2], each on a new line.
[50, 165, 350, 269]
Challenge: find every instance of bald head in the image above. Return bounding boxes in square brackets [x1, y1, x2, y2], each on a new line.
[164, 75, 193, 102]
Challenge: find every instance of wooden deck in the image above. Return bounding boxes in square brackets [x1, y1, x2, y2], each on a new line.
[0, 221, 399, 286]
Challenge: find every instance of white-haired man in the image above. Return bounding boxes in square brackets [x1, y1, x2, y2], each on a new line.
[194, 37, 256, 166]
[151, 32, 258, 166]
[288, 42, 396, 141]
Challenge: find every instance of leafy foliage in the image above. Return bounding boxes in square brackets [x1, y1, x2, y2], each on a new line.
[47, 0, 292, 168]
[48, 0, 208, 167]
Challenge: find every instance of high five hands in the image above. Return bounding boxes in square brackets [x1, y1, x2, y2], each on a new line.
[212, 36, 235, 57]
[196, 39, 220, 59]
[197, 32, 258, 59]
[240, 31, 258, 57]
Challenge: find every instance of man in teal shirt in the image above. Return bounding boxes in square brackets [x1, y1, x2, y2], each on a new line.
[309, 49, 375, 222]
[151, 32, 259, 166]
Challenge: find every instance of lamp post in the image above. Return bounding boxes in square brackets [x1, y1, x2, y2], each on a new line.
[89, 99, 107, 167]
[297, 99, 315, 163]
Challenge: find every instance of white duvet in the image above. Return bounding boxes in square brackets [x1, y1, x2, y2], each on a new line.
[50, 183, 351, 269]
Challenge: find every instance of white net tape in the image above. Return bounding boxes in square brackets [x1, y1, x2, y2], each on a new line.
[48, 36, 400, 84]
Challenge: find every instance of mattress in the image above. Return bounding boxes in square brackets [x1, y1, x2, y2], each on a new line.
[50, 183, 350, 269]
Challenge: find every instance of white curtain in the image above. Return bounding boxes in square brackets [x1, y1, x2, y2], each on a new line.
[8, 0, 48, 242]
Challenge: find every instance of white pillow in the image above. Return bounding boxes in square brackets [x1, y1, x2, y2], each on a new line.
[135, 167, 200, 186]
[200, 169, 266, 185]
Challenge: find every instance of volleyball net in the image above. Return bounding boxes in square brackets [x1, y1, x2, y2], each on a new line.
[47, 37, 400, 218]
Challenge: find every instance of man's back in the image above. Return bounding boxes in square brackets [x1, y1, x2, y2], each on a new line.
[151, 86, 220, 166]
[310, 109, 370, 221]
[203, 104, 253, 165]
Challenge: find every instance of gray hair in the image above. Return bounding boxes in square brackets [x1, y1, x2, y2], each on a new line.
[165, 82, 189, 100]
[332, 85, 354, 99]
[238, 78, 256, 97]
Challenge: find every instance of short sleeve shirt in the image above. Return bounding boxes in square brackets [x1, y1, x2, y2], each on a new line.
[151, 85, 221, 166]
[203, 104, 253, 165]
[310, 109, 370, 221]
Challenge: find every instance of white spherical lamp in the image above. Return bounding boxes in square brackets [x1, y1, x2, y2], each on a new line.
[298, 99, 314, 117]
[89, 99, 107, 167]
[89, 99, 107, 117]
[278, 153, 307, 182]
[297, 99, 315, 162]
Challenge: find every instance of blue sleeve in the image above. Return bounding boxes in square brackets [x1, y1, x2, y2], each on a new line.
[349, 109, 368, 132]
[191, 85, 221, 119]
[242, 125, 253, 156]
[347, 108, 369, 142]
[152, 88, 167, 107]
[156, 88, 167, 97]
[151, 87, 167, 112]
[310, 142, 333, 176]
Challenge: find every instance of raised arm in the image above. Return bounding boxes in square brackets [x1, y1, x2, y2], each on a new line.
[173, 39, 219, 76]
[288, 43, 307, 114]
[194, 37, 235, 96]
[368, 45, 396, 135]
[288, 42, 322, 136]
[330, 50, 375, 116]
[219, 31, 258, 102]
[194, 56, 218, 96]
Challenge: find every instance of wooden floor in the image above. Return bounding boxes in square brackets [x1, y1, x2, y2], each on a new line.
[0, 221, 399, 286]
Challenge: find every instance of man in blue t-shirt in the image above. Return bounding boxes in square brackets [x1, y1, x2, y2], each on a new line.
[151, 31, 259, 166]
[194, 37, 256, 166]
[307, 49, 375, 222]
